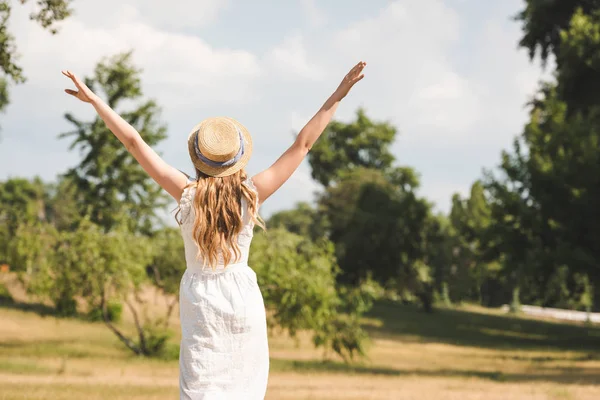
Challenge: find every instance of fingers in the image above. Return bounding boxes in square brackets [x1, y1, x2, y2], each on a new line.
[61, 69, 83, 87]
[352, 61, 366, 72]
[348, 61, 367, 80]
[61, 70, 75, 79]
[348, 62, 362, 77]
[63, 70, 78, 97]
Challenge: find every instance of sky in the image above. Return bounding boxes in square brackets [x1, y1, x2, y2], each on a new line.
[0, 0, 550, 221]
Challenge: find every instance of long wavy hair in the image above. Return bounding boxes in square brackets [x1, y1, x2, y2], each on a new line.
[176, 168, 265, 268]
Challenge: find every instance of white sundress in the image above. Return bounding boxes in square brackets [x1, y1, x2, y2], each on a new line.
[177, 179, 269, 400]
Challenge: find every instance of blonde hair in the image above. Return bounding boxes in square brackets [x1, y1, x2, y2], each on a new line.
[176, 169, 265, 269]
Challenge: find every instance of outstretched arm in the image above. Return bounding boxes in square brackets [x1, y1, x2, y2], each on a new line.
[62, 70, 188, 202]
[252, 61, 366, 204]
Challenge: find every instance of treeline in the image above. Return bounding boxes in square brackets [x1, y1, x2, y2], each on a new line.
[270, 1, 600, 315]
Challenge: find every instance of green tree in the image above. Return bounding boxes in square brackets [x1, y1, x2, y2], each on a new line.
[44, 175, 83, 231]
[318, 168, 436, 310]
[518, 2, 600, 112]
[267, 202, 328, 241]
[11, 218, 178, 356]
[0, 177, 45, 263]
[307, 108, 397, 187]
[0, 0, 73, 114]
[448, 181, 497, 305]
[0, 177, 45, 231]
[482, 3, 600, 312]
[322, 168, 421, 284]
[306, 109, 437, 310]
[0, 175, 89, 268]
[250, 228, 378, 361]
[61, 51, 168, 234]
[147, 227, 186, 327]
[419, 213, 454, 307]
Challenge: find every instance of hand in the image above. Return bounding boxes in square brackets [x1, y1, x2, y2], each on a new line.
[333, 61, 366, 100]
[62, 70, 97, 103]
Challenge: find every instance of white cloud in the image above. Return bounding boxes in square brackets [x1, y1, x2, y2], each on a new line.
[300, 0, 327, 28]
[413, 67, 481, 138]
[65, 0, 229, 30]
[327, 0, 476, 140]
[12, 2, 261, 111]
[265, 35, 324, 81]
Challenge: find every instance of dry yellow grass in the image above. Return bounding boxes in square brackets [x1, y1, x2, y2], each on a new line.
[1, 293, 599, 399]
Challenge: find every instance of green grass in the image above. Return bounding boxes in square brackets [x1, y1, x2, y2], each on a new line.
[270, 358, 403, 376]
[0, 382, 177, 400]
[366, 300, 600, 351]
[0, 359, 54, 375]
[1, 299, 600, 399]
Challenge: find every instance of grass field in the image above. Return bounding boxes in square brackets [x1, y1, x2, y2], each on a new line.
[1, 288, 599, 399]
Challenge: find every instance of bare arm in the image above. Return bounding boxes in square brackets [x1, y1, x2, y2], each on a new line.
[62, 70, 188, 202]
[252, 61, 366, 204]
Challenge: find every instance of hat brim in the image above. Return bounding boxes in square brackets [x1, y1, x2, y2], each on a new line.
[187, 117, 253, 178]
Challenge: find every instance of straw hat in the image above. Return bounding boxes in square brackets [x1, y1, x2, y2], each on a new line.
[187, 116, 253, 177]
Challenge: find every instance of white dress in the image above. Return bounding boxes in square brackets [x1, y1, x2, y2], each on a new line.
[177, 179, 269, 400]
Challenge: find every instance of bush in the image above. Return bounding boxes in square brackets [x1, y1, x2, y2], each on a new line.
[0, 282, 14, 304]
[141, 322, 173, 357]
[156, 342, 180, 361]
[250, 228, 378, 361]
[87, 300, 123, 323]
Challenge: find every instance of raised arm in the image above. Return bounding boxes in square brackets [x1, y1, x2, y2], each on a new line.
[62, 70, 188, 202]
[252, 61, 366, 204]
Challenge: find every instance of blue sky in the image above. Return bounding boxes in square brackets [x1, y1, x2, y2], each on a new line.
[0, 0, 548, 221]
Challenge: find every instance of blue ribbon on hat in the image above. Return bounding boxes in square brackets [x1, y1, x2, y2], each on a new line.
[194, 126, 245, 168]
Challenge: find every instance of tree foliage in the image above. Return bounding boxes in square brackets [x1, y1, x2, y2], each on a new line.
[0, 0, 73, 114]
[476, 1, 600, 312]
[267, 202, 328, 241]
[250, 228, 379, 361]
[320, 168, 428, 285]
[308, 108, 397, 187]
[10, 218, 179, 356]
[61, 52, 168, 234]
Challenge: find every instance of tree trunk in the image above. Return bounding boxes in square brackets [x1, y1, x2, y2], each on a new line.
[126, 298, 147, 355]
[510, 286, 521, 313]
[101, 295, 141, 355]
[418, 284, 435, 313]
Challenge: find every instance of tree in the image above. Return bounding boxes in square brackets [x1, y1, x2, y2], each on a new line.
[481, 3, 600, 312]
[44, 175, 83, 231]
[318, 168, 436, 310]
[147, 227, 186, 327]
[267, 202, 328, 241]
[61, 52, 168, 234]
[305, 109, 439, 310]
[321, 168, 423, 283]
[11, 218, 180, 356]
[307, 108, 397, 187]
[518, 2, 600, 112]
[448, 182, 497, 305]
[0, 0, 73, 114]
[0, 177, 45, 263]
[520, 4, 600, 301]
[0, 178, 45, 231]
[249, 228, 378, 361]
[517, 0, 596, 64]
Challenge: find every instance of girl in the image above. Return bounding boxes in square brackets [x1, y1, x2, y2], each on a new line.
[62, 60, 366, 399]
